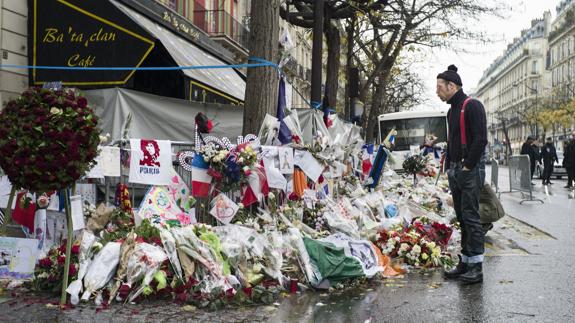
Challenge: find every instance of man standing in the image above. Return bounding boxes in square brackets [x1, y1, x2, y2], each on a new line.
[437, 65, 487, 284]
[540, 137, 558, 186]
[564, 131, 575, 189]
[520, 136, 539, 184]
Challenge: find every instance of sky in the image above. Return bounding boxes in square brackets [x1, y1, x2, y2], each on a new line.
[414, 0, 559, 110]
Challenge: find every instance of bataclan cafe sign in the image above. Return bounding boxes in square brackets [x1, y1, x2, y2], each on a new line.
[28, 0, 155, 86]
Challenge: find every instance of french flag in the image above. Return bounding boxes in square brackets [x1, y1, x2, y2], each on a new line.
[361, 144, 375, 178]
[191, 154, 212, 198]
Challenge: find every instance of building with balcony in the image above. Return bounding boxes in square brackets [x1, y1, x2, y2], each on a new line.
[156, 0, 250, 61]
[475, 12, 552, 157]
[547, 0, 575, 141]
[0, 0, 251, 108]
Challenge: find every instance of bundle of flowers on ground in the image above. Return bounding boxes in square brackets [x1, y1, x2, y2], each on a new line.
[375, 217, 454, 268]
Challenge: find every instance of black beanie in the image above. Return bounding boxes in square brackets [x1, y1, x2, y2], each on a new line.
[437, 65, 462, 86]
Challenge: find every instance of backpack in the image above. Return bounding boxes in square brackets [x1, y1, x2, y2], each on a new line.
[479, 183, 505, 223]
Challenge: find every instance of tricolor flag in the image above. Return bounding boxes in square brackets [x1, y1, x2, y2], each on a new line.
[361, 144, 375, 179]
[191, 154, 212, 198]
[242, 165, 269, 207]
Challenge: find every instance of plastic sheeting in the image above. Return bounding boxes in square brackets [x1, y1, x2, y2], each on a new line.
[111, 0, 245, 101]
[84, 88, 243, 142]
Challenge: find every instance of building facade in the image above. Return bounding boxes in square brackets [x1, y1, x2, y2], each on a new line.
[0, 0, 28, 105]
[547, 0, 575, 144]
[475, 12, 552, 157]
[0, 0, 314, 111]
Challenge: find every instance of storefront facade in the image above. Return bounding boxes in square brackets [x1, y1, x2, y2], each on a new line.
[27, 0, 245, 105]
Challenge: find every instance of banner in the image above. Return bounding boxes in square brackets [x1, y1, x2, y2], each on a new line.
[321, 233, 384, 278]
[137, 186, 194, 228]
[129, 139, 172, 185]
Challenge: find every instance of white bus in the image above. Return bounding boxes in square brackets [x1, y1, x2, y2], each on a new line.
[378, 110, 448, 170]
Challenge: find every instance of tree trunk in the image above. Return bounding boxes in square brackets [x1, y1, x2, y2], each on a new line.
[242, 0, 280, 135]
[325, 21, 340, 110]
[365, 76, 386, 143]
[345, 16, 355, 121]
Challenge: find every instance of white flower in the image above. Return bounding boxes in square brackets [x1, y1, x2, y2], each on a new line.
[421, 253, 429, 260]
[50, 107, 63, 115]
[238, 157, 245, 164]
[268, 192, 276, 200]
[427, 242, 436, 249]
[237, 203, 244, 209]
[399, 243, 409, 251]
[412, 244, 421, 254]
[203, 156, 210, 162]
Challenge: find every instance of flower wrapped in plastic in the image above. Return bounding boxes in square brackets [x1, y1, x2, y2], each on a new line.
[66, 231, 97, 305]
[124, 242, 168, 302]
[81, 242, 122, 303]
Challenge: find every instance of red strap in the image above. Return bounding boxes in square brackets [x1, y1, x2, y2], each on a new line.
[460, 97, 473, 146]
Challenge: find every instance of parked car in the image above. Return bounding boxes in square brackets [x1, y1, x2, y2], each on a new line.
[553, 151, 567, 179]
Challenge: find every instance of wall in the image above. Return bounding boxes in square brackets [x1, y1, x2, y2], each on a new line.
[0, 0, 28, 107]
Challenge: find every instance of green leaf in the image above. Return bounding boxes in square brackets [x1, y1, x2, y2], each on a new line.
[33, 126, 43, 133]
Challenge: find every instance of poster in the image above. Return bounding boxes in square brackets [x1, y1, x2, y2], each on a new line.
[278, 147, 295, 175]
[100, 146, 121, 177]
[70, 195, 85, 231]
[0, 237, 40, 279]
[137, 186, 194, 228]
[129, 139, 173, 185]
[321, 233, 384, 278]
[210, 193, 239, 225]
[294, 151, 323, 182]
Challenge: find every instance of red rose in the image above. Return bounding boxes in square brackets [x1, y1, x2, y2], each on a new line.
[77, 97, 88, 108]
[39, 257, 53, 268]
[57, 255, 66, 265]
[71, 245, 80, 255]
[288, 192, 300, 201]
[242, 287, 253, 298]
[69, 264, 78, 276]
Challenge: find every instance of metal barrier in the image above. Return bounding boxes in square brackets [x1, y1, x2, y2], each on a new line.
[508, 155, 543, 204]
[490, 158, 500, 198]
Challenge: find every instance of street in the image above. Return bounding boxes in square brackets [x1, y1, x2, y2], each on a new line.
[1, 166, 574, 322]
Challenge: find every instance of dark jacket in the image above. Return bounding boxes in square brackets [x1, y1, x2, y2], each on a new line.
[445, 89, 488, 169]
[564, 140, 575, 168]
[521, 142, 539, 165]
[540, 143, 558, 165]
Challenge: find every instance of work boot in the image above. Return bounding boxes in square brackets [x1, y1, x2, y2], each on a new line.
[460, 262, 483, 284]
[444, 255, 467, 279]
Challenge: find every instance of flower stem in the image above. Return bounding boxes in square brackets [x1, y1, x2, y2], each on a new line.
[60, 189, 73, 306]
[2, 186, 16, 226]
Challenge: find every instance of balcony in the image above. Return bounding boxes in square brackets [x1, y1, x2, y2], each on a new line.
[193, 9, 250, 58]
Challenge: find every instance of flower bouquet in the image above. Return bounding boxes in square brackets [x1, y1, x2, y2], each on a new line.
[376, 218, 454, 268]
[0, 87, 100, 193]
[34, 240, 81, 292]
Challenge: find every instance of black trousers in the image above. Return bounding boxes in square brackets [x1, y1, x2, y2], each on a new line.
[567, 167, 575, 187]
[543, 162, 553, 182]
[448, 163, 485, 259]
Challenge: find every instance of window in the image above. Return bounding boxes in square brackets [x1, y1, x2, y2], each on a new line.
[532, 60, 538, 74]
[532, 80, 538, 92]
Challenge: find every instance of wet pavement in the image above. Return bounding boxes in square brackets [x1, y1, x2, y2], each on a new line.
[1, 166, 574, 322]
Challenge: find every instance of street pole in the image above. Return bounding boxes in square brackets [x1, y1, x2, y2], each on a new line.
[310, 0, 324, 108]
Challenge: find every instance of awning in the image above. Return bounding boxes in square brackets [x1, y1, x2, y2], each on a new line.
[84, 87, 244, 142]
[111, 0, 245, 102]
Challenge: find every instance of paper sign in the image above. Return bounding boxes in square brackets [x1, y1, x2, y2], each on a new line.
[0, 176, 15, 209]
[0, 237, 40, 279]
[265, 165, 287, 190]
[261, 146, 279, 169]
[278, 147, 294, 174]
[129, 139, 173, 185]
[76, 184, 96, 206]
[85, 158, 104, 179]
[294, 151, 323, 182]
[210, 193, 239, 225]
[70, 195, 85, 231]
[100, 146, 121, 177]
